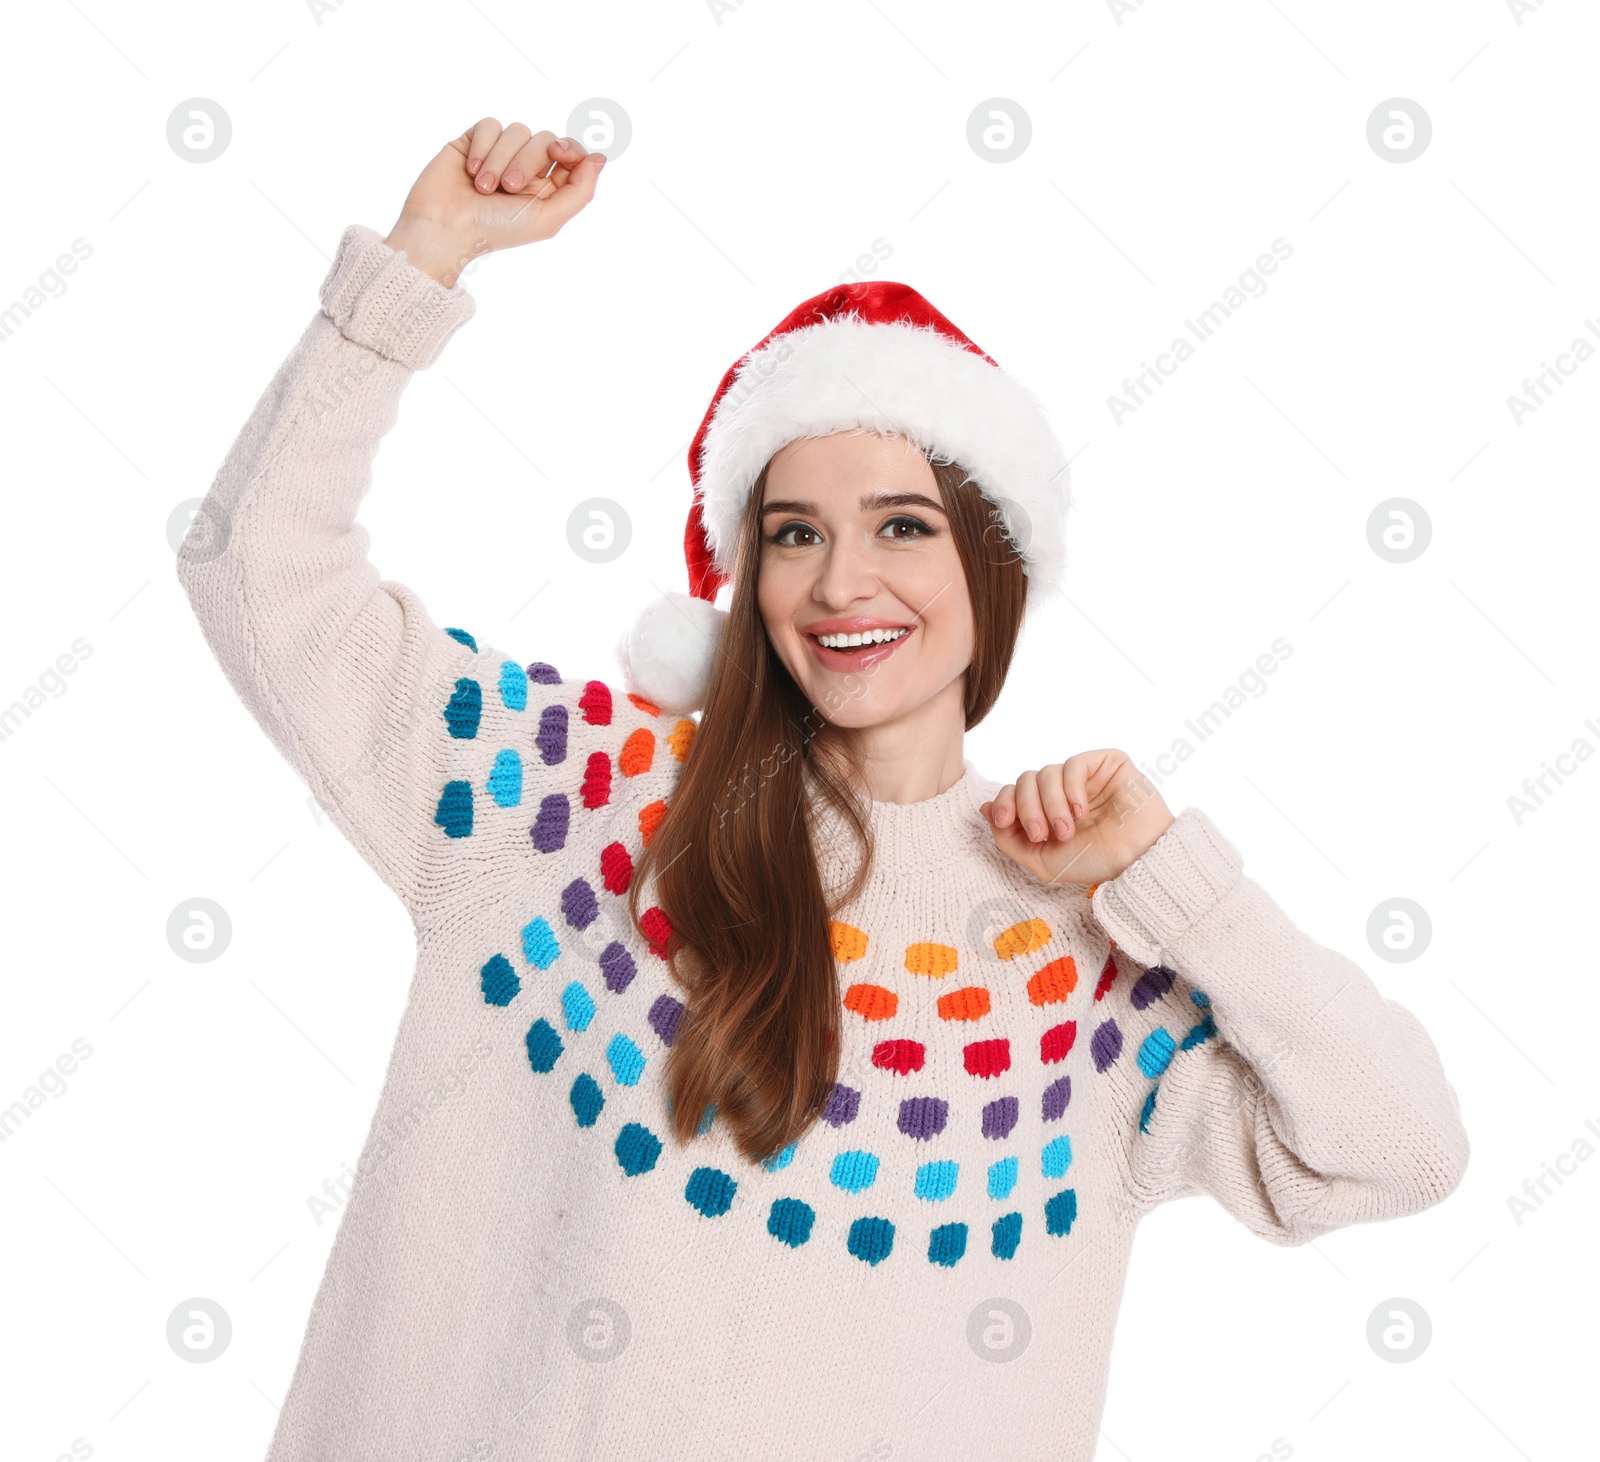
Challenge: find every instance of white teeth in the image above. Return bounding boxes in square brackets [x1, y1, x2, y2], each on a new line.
[816, 628, 908, 649]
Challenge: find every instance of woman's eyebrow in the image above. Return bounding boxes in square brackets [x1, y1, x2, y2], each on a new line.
[761, 491, 948, 516]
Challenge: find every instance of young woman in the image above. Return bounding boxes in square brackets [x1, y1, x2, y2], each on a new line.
[179, 120, 1469, 1462]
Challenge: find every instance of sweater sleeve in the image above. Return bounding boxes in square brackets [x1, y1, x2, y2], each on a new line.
[176, 223, 689, 930]
[1088, 807, 1469, 1245]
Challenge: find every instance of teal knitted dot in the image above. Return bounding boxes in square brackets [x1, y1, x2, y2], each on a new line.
[1042, 1134, 1073, 1179]
[1138, 1086, 1157, 1134]
[696, 1104, 717, 1137]
[685, 1166, 737, 1217]
[561, 981, 596, 1032]
[768, 1198, 814, 1247]
[1045, 1187, 1078, 1237]
[762, 1139, 797, 1173]
[606, 1033, 645, 1087]
[992, 1211, 1023, 1259]
[570, 1073, 604, 1127]
[480, 953, 519, 1006]
[443, 627, 478, 652]
[434, 780, 473, 838]
[615, 1121, 662, 1176]
[444, 678, 481, 738]
[848, 1215, 895, 1265]
[987, 1155, 1018, 1200]
[928, 1222, 968, 1267]
[525, 1018, 562, 1073]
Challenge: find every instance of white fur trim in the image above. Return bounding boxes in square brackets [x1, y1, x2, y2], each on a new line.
[616, 591, 727, 714]
[695, 316, 1071, 606]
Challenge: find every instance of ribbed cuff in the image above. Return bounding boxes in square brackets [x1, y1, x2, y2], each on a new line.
[1090, 807, 1244, 967]
[318, 223, 477, 371]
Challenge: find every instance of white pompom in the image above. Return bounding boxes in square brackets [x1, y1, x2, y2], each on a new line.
[616, 591, 727, 714]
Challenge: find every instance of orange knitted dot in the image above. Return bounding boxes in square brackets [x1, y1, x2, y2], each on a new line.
[904, 942, 958, 978]
[626, 693, 661, 716]
[638, 800, 668, 847]
[619, 727, 656, 777]
[843, 983, 898, 1021]
[1027, 956, 1078, 1007]
[830, 922, 869, 962]
[994, 918, 1051, 961]
[936, 986, 992, 1022]
[1086, 882, 1101, 899]
[668, 719, 696, 761]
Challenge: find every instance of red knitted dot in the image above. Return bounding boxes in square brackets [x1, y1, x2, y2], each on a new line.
[600, 841, 633, 895]
[1041, 1021, 1077, 1064]
[1093, 951, 1118, 1001]
[871, 1039, 925, 1075]
[580, 680, 613, 725]
[963, 1038, 1011, 1079]
[581, 752, 612, 809]
[639, 906, 672, 958]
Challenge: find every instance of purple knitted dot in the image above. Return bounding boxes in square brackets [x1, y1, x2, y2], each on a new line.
[1042, 1075, 1072, 1122]
[821, 1084, 861, 1128]
[648, 993, 685, 1046]
[599, 940, 636, 994]
[981, 1095, 1019, 1140]
[530, 794, 569, 853]
[561, 878, 599, 930]
[536, 704, 568, 765]
[897, 1096, 948, 1141]
[1130, 964, 1176, 1011]
[1091, 1019, 1123, 1073]
[527, 662, 562, 685]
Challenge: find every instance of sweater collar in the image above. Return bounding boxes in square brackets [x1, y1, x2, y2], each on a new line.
[813, 759, 1005, 875]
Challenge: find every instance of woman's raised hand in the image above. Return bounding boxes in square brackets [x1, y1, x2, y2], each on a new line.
[980, 750, 1176, 888]
[383, 119, 606, 287]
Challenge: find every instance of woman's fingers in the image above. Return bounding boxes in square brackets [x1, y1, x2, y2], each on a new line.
[530, 147, 606, 228]
[1013, 770, 1051, 842]
[475, 121, 536, 193]
[463, 118, 504, 178]
[1035, 764, 1076, 841]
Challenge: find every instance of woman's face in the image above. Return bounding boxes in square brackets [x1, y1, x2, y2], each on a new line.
[755, 430, 974, 730]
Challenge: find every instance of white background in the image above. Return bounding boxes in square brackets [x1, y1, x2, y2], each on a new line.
[1, 1, 1594, 1459]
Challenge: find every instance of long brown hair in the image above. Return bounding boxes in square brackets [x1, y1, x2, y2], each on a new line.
[628, 446, 1028, 1164]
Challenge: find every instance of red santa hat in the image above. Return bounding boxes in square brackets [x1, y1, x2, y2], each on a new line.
[616, 280, 1071, 713]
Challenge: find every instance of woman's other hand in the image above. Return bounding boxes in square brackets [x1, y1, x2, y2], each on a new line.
[383, 119, 606, 287]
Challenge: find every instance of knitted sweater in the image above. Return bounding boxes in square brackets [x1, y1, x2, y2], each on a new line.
[178, 224, 1470, 1462]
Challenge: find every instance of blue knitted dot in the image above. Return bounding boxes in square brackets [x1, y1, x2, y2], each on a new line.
[525, 1018, 563, 1073]
[847, 1215, 895, 1266]
[988, 1155, 1018, 1200]
[685, 1166, 737, 1217]
[914, 1161, 959, 1201]
[499, 660, 528, 711]
[444, 678, 482, 739]
[1191, 987, 1211, 1008]
[606, 1032, 645, 1086]
[928, 1222, 968, 1267]
[487, 749, 522, 808]
[1137, 1027, 1177, 1078]
[1181, 1013, 1217, 1050]
[480, 953, 519, 1006]
[561, 981, 596, 1032]
[521, 916, 560, 970]
[434, 780, 473, 838]
[614, 1121, 662, 1176]
[992, 1211, 1023, 1259]
[768, 1198, 815, 1247]
[443, 626, 477, 652]
[762, 1139, 797, 1172]
[696, 1104, 717, 1137]
[1045, 1187, 1078, 1237]
[570, 1073, 604, 1127]
[1138, 1087, 1157, 1134]
[830, 1150, 880, 1192]
[1042, 1134, 1073, 1179]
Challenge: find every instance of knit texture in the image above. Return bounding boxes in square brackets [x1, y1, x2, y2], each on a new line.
[177, 223, 1470, 1462]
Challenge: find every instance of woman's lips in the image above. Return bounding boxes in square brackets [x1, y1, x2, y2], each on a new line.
[804, 626, 915, 673]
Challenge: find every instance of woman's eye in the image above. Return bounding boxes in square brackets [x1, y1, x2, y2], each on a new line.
[768, 522, 821, 548]
[881, 515, 935, 540]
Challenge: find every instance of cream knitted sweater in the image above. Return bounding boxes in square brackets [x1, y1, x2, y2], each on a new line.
[178, 224, 1470, 1462]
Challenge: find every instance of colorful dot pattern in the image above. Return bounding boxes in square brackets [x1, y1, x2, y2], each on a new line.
[431, 635, 1219, 1271]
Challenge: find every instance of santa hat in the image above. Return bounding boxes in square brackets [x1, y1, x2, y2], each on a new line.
[616, 280, 1071, 713]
